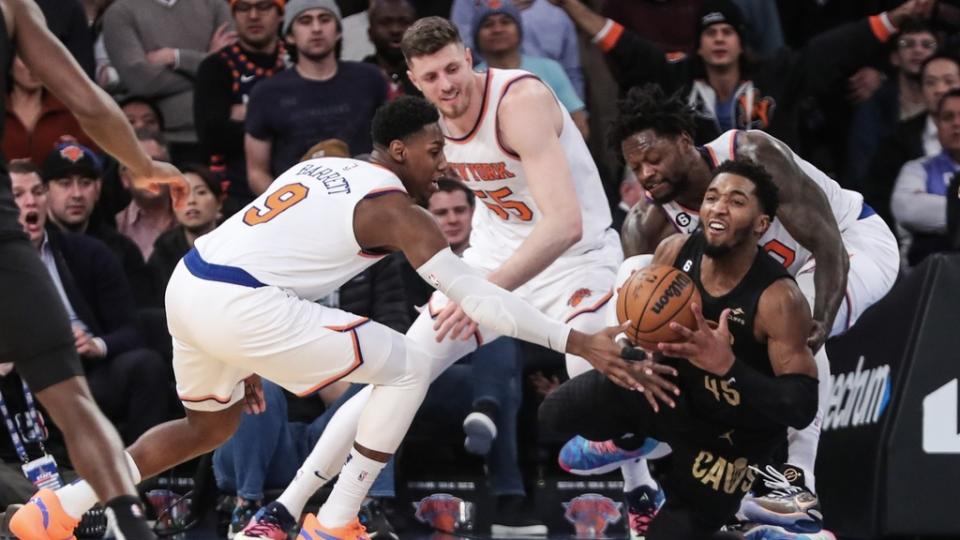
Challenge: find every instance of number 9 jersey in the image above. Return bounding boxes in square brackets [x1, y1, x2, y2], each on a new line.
[443, 68, 613, 267]
[194, 157, 406, 302]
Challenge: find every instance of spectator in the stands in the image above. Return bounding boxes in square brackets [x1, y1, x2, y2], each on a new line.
[4, 55, 98, 167]
[148, 164, 223, 299]
[11, 160, 172, 444]
[363, 0, 420, 100]
[101, 0, 236, 163]
[195, 0, 287, 214]
[865, 52, 960, 227]
[549, 0, 934, 149]
[244, 0, 387, 193]
[115, 130, 177, 260]
[847, 18, 940, 187]
[41, 143, 155, 306]
[892, 88, 960, 266]
[471, 1, 588, 138]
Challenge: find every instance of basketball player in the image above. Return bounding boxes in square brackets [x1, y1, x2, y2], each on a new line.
[564, 84, 899, 533]
[541, 159, 820, 540]
[234, 16, 650, 539]
[0, 1, 184, 538]
[11, 96, 637, 540]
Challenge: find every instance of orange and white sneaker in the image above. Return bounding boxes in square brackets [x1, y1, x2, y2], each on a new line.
[297, 513, 370, 540]
[9, 489, 79, 540]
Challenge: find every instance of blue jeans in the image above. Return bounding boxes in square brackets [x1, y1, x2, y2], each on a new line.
[418, 337, 525, 497]
[213, 382, 395, 501]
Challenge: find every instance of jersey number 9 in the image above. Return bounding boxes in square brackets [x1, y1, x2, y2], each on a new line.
[244, 184, 309, 226]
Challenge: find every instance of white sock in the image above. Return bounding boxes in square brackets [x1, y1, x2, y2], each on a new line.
[316, 448, 386, 528]
[621, 458, 657, 492]
[59, 451, 141, 519]
[787, 345, 829, 493]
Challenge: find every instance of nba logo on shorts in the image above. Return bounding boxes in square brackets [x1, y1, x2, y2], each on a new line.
[562, 493, 623, 537]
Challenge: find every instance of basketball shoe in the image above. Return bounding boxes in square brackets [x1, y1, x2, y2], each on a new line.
[8, 489, 79, 540]
[559, 436, 660, 475]
[299, 513, 369, 540]
[742, 524, 836, 540]
[741, 464, 823, 533]
[624, 484, 665, 540]
[235, 501, 296, 540]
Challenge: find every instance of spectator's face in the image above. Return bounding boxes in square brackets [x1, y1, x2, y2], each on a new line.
[11, 172, 48, 247]
[893, 32, 937, 76]
[46, 174, 101, 229]
[922, 59, 960, 113]
[399, 123, 447, 204]
[288, 8, 340, 61]
[233, 0, 282, 49]
[368, 0, 415, 62]
[123, 102, 161, 132]
[408, 43, 475, 120]
[698, 23, 742, 69]
[476, 14, 521, 57]
[936, 96, 960, 154]
[11, 56, 41, 92]
[428, 189, 473, 247]
[621, 129, 692, 204]
[175, 172, 221, 234]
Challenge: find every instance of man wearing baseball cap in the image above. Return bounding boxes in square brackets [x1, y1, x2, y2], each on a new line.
[244, 0, 388, 195]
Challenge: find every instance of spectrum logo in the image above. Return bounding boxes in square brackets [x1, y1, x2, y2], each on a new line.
[823, 356, 892, 431]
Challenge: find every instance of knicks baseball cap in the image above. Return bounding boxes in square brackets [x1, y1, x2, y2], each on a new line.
[697, 0, 745, 40]
[41, 143, 103, 182]
[283, 0, 341, 35]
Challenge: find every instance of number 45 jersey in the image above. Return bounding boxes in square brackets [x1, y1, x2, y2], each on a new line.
[194, 157, 405, 302]
[443, 68, 613, 266]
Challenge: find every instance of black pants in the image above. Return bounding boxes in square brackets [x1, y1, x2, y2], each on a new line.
[86, 348, 173, 444]
[0, 238, 83, 391]
[539, 370, 782, 540]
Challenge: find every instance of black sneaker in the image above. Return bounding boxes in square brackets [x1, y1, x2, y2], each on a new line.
[0, 504, 21, 540]
[76, 506, 108, 539]
[490, 495, 547, 537]
[358, 498, 399, 539]
[740, 464, 822, 534]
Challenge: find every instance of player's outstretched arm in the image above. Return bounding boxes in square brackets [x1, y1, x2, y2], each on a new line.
[483, 78, 583, 292]
[737, 130, 848, 351]
[355, 193, 645, 390]
[7, 0, 180, 192]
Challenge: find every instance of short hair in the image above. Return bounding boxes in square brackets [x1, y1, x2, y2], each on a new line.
[608, 84, 697, 160]
[921, 51, 960, 79]
[891, 18, 937, 52]
[711, 158, 779, 218]
[435, 177, 475, 207]
[179, 163, 223, 197]
[8, 159, 40, 177]
[371, 96, 440, 147]
[401, 16, 461, 61]
[937, 87, 960, 116]
[118, 95, 166, 132]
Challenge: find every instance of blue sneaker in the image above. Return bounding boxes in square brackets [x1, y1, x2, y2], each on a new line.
[559, 436, 660, 475]
[625, 485, 665, 540]
[743, 524, 836, 540]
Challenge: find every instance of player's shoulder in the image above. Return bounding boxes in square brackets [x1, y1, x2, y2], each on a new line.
[756, 275, 809, 324]
[652, 232, 687, 266]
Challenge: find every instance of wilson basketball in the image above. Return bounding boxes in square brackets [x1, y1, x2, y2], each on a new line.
[616, 265, 701, 350]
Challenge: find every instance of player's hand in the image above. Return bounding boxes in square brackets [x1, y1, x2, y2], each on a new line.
[658, 303, 735, 376]
[131, 161, 189, 209]
[242, 375, 266, 415]
[73, 327, 105, 359]
[807, 319, 829, 353]
[432, 301, 479, 342]
[567, 322, 645, 391]
[888, 0, 935, 26]
[625, 357, 679, 413]
[848, 67, 885, 104]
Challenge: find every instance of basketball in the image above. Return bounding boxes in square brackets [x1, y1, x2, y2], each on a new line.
[616, 264, 702, 350]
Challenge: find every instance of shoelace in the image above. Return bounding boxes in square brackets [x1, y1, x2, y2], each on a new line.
[588, 439, 622, 455]
[749, 465, 803, 498]
[629, 512, 654, 533]
[243, 512, 285, 537]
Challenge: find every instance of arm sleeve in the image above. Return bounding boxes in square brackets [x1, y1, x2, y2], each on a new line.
[194, 55, 245, 155]
[416, 248, 570, 352]
[724, 358, 818, 429]
[102, 4, 193, 97]
[891, 160, 948, 233]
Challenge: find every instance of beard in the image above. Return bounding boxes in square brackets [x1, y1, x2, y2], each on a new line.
[703, 241, 733, 258]
[650, 173, 689, 204]
[703, 223, 753, 259]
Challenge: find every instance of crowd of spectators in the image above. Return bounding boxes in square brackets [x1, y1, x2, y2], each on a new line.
[1, 0, 959, 536]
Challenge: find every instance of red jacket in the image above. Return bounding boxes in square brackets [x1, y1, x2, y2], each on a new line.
[3, 92, 98, 166]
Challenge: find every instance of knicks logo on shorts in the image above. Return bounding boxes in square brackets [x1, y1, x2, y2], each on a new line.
[413, 494, 473, 533]
[562, 494, 622, 536]
[567, 288, 593, 308]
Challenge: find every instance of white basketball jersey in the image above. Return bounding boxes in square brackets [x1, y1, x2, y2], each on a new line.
[444, 69, 612, 264]
[660, 130, 864, 274]
[195, 158, 405, 301]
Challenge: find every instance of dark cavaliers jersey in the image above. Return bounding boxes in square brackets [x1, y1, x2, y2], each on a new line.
[669, 231, 793, 431]
[0, 6, 24, 241]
